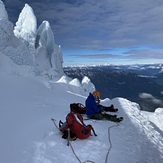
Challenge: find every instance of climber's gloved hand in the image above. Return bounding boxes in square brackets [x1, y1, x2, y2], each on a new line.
[101, 110, 106, 114]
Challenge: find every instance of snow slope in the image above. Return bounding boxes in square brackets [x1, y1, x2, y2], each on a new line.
[0, 72, 163, 163]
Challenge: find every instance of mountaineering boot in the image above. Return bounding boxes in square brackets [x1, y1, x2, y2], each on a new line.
[110, 104, 114, 109]
[62, 130, 68, 139]
[119, 117, 123, 120]
[113, 115, 117, 118]
[62, 130, 77, 140]
[111, 105, 118, 112]
[70, 137, 77, 141]
[102, 104, 118, 112]
[115, 117, 123, 122]
[114, 108, 118, 112]
[103, 113, 119, 122]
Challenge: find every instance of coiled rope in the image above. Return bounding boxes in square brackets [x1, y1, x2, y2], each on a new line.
[69, 140, 95, 163]
[105, 123, 119, 163]
[51, 118, 95, 163]
[51, 118, 120, 163]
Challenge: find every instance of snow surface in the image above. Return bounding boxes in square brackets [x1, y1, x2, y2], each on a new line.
[0, 71, 163, 163]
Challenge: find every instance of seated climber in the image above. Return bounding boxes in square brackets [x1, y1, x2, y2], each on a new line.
[85, 91, 123, 122]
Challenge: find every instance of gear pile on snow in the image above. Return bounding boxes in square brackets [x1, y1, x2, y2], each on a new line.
[59, 111, 97, 140]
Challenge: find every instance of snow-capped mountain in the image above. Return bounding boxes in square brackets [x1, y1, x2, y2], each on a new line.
[65, 63, 163, 75]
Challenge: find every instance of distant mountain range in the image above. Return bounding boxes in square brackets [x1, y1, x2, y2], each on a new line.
[64, 64, 163, 112]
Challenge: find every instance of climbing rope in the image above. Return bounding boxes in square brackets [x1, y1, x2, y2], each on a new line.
[69, 140, 95, 163]
[51, 118, 95, 163]
[51, 118, 59, 130]
[105, 123, 119, 163]
[51, 118, 120, 163]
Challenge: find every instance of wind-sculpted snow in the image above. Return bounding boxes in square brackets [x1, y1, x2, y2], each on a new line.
[14, 4, 37, 42]
[55, 75, 95, 96]
[69, 78, 81, 87]
[111, 98, 163, 162]
[0, 1, 8, 20]
[56, 75, 70, 83]
[82, 76, 95, 94]
[35, 21, 64, 78]
[0, 53, 35, 76]
[0, 19, 13, 48]
[0, 20, 33, 67]
[0, 1, 64, 78]
[14, 3, 37, 64]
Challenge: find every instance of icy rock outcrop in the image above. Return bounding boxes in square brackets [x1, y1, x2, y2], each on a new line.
[0, 1, 64, 78]
[35, 21, 64, 78]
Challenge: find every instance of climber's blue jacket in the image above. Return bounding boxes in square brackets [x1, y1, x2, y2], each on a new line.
[85, 93, 102, 116]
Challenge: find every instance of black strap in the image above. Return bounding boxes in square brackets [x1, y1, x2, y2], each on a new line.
[70, 113, 97, 137]
[91, 125, 97, 136]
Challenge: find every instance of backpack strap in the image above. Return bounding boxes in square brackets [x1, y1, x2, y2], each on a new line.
[77, 113, 83, 123]
[71, 112, 83, 125]
[75, 113, 97, 136]
[90, 125, 97, 136]
[68, 112, 97, 137]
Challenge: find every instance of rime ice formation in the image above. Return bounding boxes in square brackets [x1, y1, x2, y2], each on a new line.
[0, 3, 33, 67]
[0, 1, 64, 78]
[0, 1, 8, 20]
[14, 4, 37, 41]
[14, 4, 37, 60]
[35, 21, 64, 78]
[0, 1, 13, 48]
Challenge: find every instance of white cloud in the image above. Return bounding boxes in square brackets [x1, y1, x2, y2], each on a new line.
[139, 93, 162, 105]
[152, 98, 162, 105]
[139, 93, 154, 99]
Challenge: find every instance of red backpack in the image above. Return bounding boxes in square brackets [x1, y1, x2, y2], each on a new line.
[70, 103, 86, 114]
[59, 111, 96, 140]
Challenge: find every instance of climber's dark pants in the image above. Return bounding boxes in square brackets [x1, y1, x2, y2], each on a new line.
[88, 111, 117, 122]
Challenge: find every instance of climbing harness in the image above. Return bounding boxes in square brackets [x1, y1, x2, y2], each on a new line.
[105, 123, 119, 163]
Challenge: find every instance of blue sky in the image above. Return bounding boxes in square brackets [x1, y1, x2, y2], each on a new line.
[2, 0, 163, 66]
